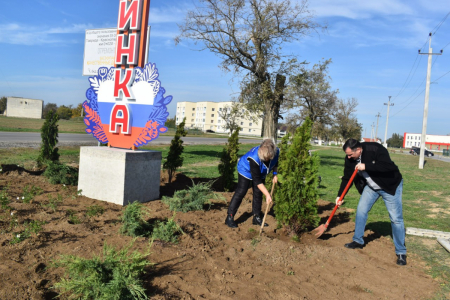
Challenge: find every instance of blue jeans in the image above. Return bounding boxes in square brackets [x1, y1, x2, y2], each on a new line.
[353, 180, 406, 255]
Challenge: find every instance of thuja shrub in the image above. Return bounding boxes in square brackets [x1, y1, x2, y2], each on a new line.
[120, 201, 151, 237]
[218, 129, 240, 191]
[274, 118, 320, 234]
[151, 214, 184, 244]
[52, 241, 152, 300]
[37, 110, 59, 166]
[43, 161, 78, 185]
[162, 180, 225, 212]
[163, 118, 187, 183]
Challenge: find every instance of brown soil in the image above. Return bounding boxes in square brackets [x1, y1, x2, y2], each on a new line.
[0, 169, 441, 300]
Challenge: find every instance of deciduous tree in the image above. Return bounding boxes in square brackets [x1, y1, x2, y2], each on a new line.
[176, 0, 323, 141]
[43, 103, 58, 118]
[333, 97, 362, 141]
[0, 97, 6, 114]
[387, 133, 404, 148]
[284, 59, 338, 138]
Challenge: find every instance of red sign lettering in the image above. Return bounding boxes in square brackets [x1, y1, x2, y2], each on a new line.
[115, 33, 139, 65]
[110, 104, 131, 134]
[117, 0, 143, 31]
[113, 68, 135, 100]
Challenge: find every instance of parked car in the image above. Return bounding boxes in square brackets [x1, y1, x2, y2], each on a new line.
[205, 129, 215, 133]
[409, 147, 434, 157]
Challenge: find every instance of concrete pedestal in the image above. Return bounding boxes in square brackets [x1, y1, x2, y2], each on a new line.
[78, 146, 161, 205]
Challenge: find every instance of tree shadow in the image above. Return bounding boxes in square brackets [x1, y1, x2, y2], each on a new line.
[366, 221, 392, 237]
[235, 211, 253, 224]
[0, 164, 45, 175]
[142, 256, 194, 298]
[185, 150, 221, 159]
[317, 202, 336, 214]
[317, 155, 344, 167]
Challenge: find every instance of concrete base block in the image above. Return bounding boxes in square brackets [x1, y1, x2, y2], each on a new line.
[78, 146, 161, 205]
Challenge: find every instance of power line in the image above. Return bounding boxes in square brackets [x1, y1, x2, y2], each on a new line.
[395, 56, 440, 106]
[431, 69, 450, 83]
[431, 11, 450, 35]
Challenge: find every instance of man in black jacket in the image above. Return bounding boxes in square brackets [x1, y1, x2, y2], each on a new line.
[336, 139, 407, 266]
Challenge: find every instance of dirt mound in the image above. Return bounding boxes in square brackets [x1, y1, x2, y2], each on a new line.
[0, 171, 439, 299]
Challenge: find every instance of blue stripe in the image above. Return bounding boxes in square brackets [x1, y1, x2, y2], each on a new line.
[97, 102, 154, 128]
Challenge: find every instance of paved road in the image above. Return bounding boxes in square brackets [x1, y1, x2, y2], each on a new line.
[0, 131, 262, 148]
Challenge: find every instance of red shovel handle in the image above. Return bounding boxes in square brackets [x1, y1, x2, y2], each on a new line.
[324, 168, 358, 228]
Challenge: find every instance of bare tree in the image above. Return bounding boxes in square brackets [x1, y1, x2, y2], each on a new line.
[217, 101, 258, 134]
[176, 0, 324, 141]
[333, 98, 362, 141]
[284, 59, 338, 138]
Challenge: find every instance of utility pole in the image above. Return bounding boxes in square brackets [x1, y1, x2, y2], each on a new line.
[383, 96, 393, 148]
[375, 113, 381, 142]
[418, 33, 443, 169]
[371, 123, 375, 141]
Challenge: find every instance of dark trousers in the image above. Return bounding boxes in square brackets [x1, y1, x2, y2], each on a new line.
[227, 174, 264, 216]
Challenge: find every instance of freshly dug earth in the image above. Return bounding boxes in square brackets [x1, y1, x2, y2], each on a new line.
[0, 170, 440, 299]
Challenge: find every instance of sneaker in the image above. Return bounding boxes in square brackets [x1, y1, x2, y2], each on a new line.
[344, 241, 364, 249]
[396, 254, 407, 266]
[225, 214, 238, 228]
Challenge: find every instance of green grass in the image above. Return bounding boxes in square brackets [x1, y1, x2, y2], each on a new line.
[0, 115, 229, 138]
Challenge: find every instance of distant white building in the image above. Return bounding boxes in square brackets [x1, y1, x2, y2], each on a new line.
[403, 132, 450, 150]
[6, 97, 43, 119]
[176, 101, 262, 136]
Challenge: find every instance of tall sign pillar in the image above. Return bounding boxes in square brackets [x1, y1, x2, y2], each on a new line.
[78, 0, 172, 205]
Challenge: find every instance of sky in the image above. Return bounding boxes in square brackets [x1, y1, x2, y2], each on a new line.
[0, 0, 449, 140]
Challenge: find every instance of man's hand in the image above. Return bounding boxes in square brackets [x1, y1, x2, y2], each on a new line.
[266, 194, 273, 205]
[272, 175, 278, 184]
[336, 196, 344, 206]
[355, 163, 366, 171]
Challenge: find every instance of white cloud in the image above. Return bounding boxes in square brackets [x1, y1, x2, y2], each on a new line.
[0, 23, 93, 45]
[310, 0, 414, 19]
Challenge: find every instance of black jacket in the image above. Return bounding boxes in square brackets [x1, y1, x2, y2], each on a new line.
[338, 142, 402, 197]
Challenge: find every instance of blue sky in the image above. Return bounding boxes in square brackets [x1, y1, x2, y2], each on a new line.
[0, 0, 449, 139]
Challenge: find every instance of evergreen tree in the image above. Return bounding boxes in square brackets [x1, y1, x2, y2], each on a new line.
[274, 118, 320, 234]
[218, 128, 240, 191]
[163, 118, 187, 183]
[37, 110, 60, 166]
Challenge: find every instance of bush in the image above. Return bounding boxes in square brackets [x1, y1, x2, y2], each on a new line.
[218, 129, 240, 191]
[0, 189, 11, 211]
[52, 241, 151, 300]
[151, 215, 184, 243]
[43, 162, 78, 185]
[120, 202, 151, 237]
[37, 110, 59, 166]
[162, 180, 224, 212]
[22, 185, 43, 203]
[86, 205, 105, 218]
[274, 118, 320, 234]
[163, 118, 187, 183]
[42, 194, 63, 212]
[10, 220, 46, 244]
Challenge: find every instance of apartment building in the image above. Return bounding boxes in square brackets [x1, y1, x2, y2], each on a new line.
[175, 101, 262, 136]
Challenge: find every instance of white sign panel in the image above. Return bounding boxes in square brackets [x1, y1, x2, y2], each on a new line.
[83, 28, 117, 76]
[83, 27, 151, 76]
